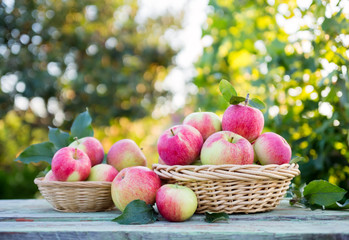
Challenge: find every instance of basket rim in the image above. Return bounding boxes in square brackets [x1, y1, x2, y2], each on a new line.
[152, 163, 300, 181]
[34, 177, 112, 188]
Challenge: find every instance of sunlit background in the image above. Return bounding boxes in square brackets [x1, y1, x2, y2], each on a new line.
[0, 0, 348, 199]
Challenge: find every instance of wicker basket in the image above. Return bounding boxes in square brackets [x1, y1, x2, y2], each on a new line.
[34, 178, 114, 212]
[152, 163, 300, 214]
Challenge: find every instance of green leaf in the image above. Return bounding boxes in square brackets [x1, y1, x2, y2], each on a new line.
[303, 180, 347, 207]
[290, 156, 305, 164]
[204, 212, 229, 223]
[229, 96, 246, 105]
[15, 142, 56, 164]
[48, 127, 71, 149]
[249, 98, 266, 110]
[70, 109, 94, 139]
[219, 79, 237, 103]
[112, 200, 158, 225]
[326, 199, 349, 210]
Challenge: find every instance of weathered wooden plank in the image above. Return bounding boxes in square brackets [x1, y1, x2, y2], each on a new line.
[0, 199, 348, 240]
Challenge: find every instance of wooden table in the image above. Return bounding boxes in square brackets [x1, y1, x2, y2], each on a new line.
[0, 199, 348, 239]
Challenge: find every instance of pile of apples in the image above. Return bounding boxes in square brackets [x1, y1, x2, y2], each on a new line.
[43, 137, 147, 182]
[43, 81, 292, 223]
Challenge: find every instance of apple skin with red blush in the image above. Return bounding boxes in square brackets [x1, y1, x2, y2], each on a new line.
[51, 147, 91, 181]
[201, 131, 254, 165]
[156, 184, 197, 222]
[43, 170, 58, 181]
[157, 125, 203, 166]
[183, 112, 222, 141]
[111, 166, 161, 212]
[87, 164, 118, 182]
[69, 137, 105, 166]
[222, 104, 264, 142]
[253, 132, 292, 165]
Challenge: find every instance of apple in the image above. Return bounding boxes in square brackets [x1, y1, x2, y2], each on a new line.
[87, 164, 118, 182]
[51, 147, 91, 181]
[157, 124, 203, 165]
[156, 184, 197, 222]
[200, 131, 254, 165]
[43, 170, 58, 181]
[111, 166, 161, 212]
[222, 104, 264, 142]
[253, 132, 292, 165]
[183, 112, 222, 141]
[107, 139, 147, 171]
[69, 137, 105, 166]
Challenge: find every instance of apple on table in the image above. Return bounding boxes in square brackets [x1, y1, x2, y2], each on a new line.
[111, 166, 161, 212]
[156, 184, 198, 222]
[201, 131, 254, 165]
[51, 147, 91, 181]
[157, 124, 203, 165]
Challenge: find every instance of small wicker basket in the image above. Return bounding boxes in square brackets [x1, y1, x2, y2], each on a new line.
[34, 178, 114, 212]
[152, 163, 300, 214]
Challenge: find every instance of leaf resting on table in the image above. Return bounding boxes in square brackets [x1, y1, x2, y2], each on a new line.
[204, 212, 229, 223]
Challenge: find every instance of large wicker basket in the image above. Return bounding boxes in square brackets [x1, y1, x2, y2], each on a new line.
[34, 178, 114, 212]
[152, 163, 300, 214]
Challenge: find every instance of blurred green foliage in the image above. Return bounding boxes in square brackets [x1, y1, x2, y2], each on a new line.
[1, 0, 348, 199]
[193, 0, 349, 192]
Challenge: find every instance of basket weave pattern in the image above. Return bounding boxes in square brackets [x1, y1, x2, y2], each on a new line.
[34, 178, 114, 212]
[153, 163, 300, 214]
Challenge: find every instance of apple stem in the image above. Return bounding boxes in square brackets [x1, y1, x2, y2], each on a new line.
[230, 136, 234, 143]
[74, 137, 80, 145]
[170, 128, 175, 136]
[74, 148, 78, 160]
[245, 93, 250, 106]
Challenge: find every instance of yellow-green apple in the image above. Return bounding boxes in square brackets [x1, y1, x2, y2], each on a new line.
[87, 164, 118, 182]
[111, 166, 161, 212]
[107, 139, 147, 171]
[43, 170, 58, 181]
[183, 112, 222, 141]
[253, 132, 292, 165]
[222, 104, 264, 142]
[157, 125, 203, 165]
[51, 147, 91, 181]
[69, 137, 105, 166]
[201, 131, 254, 165]
[156, 184, 197, 222]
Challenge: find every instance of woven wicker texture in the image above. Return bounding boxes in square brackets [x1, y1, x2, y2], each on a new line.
[34, 178, 114, 212]
[153, 163, 300, 214]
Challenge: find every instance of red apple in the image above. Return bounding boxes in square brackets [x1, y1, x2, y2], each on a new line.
[156, 184, 197, 222]
[69, 137, 105, 166]
[200, 131, 254, 165]
[111, 166, 161, 212]
[107, 139, 147, 171]
[51, 147, 91, 181]
[43, 170, 58, 181]
[222, 104, 264, 142]
[87, 164, 118, 182]
[157, 125, 203, 165]
[253, 132, 292, 165]
[183, 112, 222, 141]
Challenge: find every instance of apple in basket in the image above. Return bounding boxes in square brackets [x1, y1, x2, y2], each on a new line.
[87, 164, 119, 182]
[51, 147, 91, 181]
[111, 166, 161, 212]
[183, 112, 222, 141]
[43, 170, 58, 181]
[201, 131, 254, 165]
[69, 137, 105, 166]
[254, 132, 292, 165]
[157, 125, 203, 165]
[156, 184, 198, 222]
[107, 139, 147, 171]
[222, 102, 264, 142]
